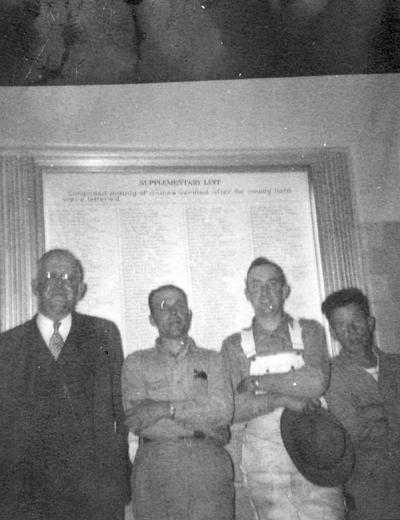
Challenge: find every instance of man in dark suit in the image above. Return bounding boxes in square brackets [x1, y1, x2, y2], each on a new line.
[0, 248, 130, 520]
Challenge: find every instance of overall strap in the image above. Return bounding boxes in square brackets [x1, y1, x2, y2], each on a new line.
[288, 319, 304, 350]
[241, 319, 304, 357]
[240, 327, 256, 359]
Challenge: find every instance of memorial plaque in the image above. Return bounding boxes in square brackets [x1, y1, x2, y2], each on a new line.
[43, 170, 323, 354]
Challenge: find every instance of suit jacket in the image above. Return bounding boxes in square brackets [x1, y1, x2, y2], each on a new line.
[0, 312, 131, 520]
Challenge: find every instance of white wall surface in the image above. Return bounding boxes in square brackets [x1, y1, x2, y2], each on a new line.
[1, 74, 399, 223]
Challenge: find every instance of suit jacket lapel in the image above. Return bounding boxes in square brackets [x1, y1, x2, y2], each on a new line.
[59, 312, 100, 380]
[25, 316, 51, 355]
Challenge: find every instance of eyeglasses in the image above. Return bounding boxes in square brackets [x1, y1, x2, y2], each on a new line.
[44, 272, 77, 282]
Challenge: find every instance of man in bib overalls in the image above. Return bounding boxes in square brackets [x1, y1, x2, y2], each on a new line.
[221, 257, 344, 520]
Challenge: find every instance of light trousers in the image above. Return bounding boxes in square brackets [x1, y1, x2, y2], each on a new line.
[242, 413, 344, 520]
[131, 438, 234, 520]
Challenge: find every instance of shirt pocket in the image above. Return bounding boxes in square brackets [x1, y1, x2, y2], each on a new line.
[192, 368, 209, 397]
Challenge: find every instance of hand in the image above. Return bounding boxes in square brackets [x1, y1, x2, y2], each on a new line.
[358, 404, 388, 443]
[358, 403, 385, 423]
[360, 418, 388, 447]
[237, 376, 259, 394]
[277, 394, 310, 412]
[125, 399, 171, 431]
[304, 397, 322, 413]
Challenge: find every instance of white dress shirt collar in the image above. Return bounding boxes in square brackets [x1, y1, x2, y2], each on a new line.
[36, 313, 72, 346]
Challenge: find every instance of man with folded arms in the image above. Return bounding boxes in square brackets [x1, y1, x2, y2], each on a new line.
[322, 287, 400, 520]
[122, 284, 234, 520]
[221, 256, 344, 520]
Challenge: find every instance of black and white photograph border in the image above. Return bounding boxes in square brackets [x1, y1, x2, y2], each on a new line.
[0, 0, 399, 86]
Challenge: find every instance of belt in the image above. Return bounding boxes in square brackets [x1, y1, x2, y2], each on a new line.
[141, 431, 213, 444]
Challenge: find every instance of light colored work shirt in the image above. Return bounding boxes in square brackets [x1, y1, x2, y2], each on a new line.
[122, 337, 233, 444]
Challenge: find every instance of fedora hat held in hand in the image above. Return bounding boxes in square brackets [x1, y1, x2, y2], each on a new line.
[280, 407, 355, 487]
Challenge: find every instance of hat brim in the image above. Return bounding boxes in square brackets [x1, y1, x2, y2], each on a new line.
[280, 407, 355, 487]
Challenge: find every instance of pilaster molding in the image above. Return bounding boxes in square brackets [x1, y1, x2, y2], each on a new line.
[0, 155, 44, 330]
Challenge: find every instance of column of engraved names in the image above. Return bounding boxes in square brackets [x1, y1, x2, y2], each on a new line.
[249, 199, 321, 319]
[45, 206, 122, 326]
[185, 204, 253, 351]
[118, 205, 189, 354]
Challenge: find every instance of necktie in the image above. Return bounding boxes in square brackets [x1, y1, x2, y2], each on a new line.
[49, 321, 64, 359]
